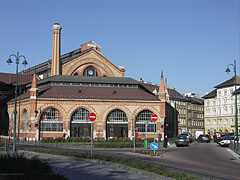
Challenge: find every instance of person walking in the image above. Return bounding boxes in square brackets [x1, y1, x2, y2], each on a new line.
[163, 135, 168, 148]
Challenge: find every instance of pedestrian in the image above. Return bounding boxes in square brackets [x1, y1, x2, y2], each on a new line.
[163, 135, 168, 148]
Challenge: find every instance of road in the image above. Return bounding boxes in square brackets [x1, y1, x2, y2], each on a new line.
[10, 141, 240, 180]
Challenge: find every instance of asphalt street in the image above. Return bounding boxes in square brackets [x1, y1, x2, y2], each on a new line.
[2, 141, 240, 180]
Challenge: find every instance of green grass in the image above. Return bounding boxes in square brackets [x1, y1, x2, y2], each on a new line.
[0, 153, 67, 180]
[27, 148, 200, 180]
[40, 138, 145, 148]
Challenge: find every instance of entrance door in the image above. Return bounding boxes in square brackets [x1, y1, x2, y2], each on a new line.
[73, 127, 79, 137]
[121, 127, 127, 138]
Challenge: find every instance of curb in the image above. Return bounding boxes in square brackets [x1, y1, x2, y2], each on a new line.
[226, 148, 240, 160]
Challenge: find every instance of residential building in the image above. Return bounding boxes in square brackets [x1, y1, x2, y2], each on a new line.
[141, 82, 204, 137]
[203, 76, 240, 135]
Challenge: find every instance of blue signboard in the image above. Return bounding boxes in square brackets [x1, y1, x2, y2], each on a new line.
[150, 142, 158, 150]
[211, 128, 214, 132]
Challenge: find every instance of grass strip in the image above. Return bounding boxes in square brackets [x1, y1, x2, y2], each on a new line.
[27, 148, 200, 180]
[0, 153, 67, 180]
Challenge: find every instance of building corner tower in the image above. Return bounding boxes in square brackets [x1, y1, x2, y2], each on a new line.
[51, 23, 62, 76]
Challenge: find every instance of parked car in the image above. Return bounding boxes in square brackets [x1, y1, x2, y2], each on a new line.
[217, 135, 230, 144]
[215, 133, 228, 143]
[181, 133, 193, 143]
[219, 136, 235, 147]
[198, 134, 210, 143]
[175, 135, 189, 147]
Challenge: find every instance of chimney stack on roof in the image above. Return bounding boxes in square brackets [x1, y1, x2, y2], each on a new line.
[81, 41, 101, 52]
[51, 23, 62, 76]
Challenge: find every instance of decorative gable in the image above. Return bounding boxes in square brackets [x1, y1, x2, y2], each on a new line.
[62, 48, 125, 78]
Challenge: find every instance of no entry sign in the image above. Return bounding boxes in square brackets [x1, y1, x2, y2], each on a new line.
[151, 114, 158, 122]
[89, 112, 96, 121]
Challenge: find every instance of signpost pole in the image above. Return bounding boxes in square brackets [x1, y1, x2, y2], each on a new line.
[88, 112, 96, 157]
[145, 121, 148, 149]
[151, 114, 158, 155]
[91, 121, 93, 157]
[133, 119, 135, 152]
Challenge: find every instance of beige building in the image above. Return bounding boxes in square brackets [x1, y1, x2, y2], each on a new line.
[203, 76, 240, 135]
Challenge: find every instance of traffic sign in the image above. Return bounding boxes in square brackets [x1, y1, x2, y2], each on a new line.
[89, 112, 96, 121]
[135, 132, 139, 137]
[150, 142, 158, 150]
[151, 114, 158, 122]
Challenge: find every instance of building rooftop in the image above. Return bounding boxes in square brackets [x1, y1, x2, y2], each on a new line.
[214, 76, 240, 89]
[202, 89, 217, 99]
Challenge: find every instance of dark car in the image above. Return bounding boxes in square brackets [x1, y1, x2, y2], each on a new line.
[181, 133, 193, 143]
[175, 135, 189, 147]
[198, 134, 210, 143]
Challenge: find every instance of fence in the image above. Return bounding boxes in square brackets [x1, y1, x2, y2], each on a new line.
[0, 136, 168, 152]
[229, 141, 240, 155]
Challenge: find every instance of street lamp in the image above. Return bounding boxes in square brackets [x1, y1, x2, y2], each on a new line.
[225, 60, 239, 145]
[7, 52, 27, 152]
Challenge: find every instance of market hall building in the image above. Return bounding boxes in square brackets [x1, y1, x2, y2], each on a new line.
[2, 23, 177, 141]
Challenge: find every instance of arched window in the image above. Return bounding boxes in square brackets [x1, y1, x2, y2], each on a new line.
[136, 110, 155, 132]
[73, 72, 78, 76]
[23, 109, 28, 131]
[71, 108, 90, 137]
[83, 66, 98, 76]
[107, 109, 128, 123]
[106, 109, 128, 138]
[71, 108, 89, 122]
[40, 107, 63, 131]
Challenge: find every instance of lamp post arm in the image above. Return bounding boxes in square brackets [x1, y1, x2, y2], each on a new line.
[19, 55, 26, 61]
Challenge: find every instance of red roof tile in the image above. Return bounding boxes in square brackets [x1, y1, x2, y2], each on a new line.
[0, 73, 32, 86]
[14, 86, 160, 102]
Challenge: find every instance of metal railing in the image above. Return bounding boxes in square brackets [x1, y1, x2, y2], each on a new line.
[229, 141, 240, 155]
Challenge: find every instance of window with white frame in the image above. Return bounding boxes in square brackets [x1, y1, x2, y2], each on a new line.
[207, 120, 210, 125]
[136, 110, 155, 132]
[224, 119, 228, 124]
[40, 107, 63, 131]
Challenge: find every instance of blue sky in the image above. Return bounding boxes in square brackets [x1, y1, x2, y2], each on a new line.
[0, 0, 239, 97]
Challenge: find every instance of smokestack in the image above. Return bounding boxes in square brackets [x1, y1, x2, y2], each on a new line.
[51, 23, 62, 76]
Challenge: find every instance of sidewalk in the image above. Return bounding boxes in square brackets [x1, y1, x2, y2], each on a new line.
[0, 149, 173, 180]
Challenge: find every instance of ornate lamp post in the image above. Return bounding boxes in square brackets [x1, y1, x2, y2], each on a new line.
[225, 60, 239, 144]
[7, 52, 27, 152]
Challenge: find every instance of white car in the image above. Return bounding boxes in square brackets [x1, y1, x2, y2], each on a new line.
[219, 136, 235, 147]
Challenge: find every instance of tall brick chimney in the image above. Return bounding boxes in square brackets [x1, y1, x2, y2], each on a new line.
[51, 23, 62, 76]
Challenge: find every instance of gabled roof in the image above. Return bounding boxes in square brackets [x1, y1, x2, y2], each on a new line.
[36, 86, 160, 101]
[0, 73, 32, 86]
[202, 89, 217, 99]
[12, 76, 160, 102]
[22, 45, 124, 76]
[214, 76, 240, 89]
[167, 88, 186, 101]
[185, 96, 204, 105]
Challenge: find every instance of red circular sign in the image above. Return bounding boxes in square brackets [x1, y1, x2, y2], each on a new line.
[151, 114, 158, 122]
[89, 112, 96, 121]
[135, 132, 139, 137]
